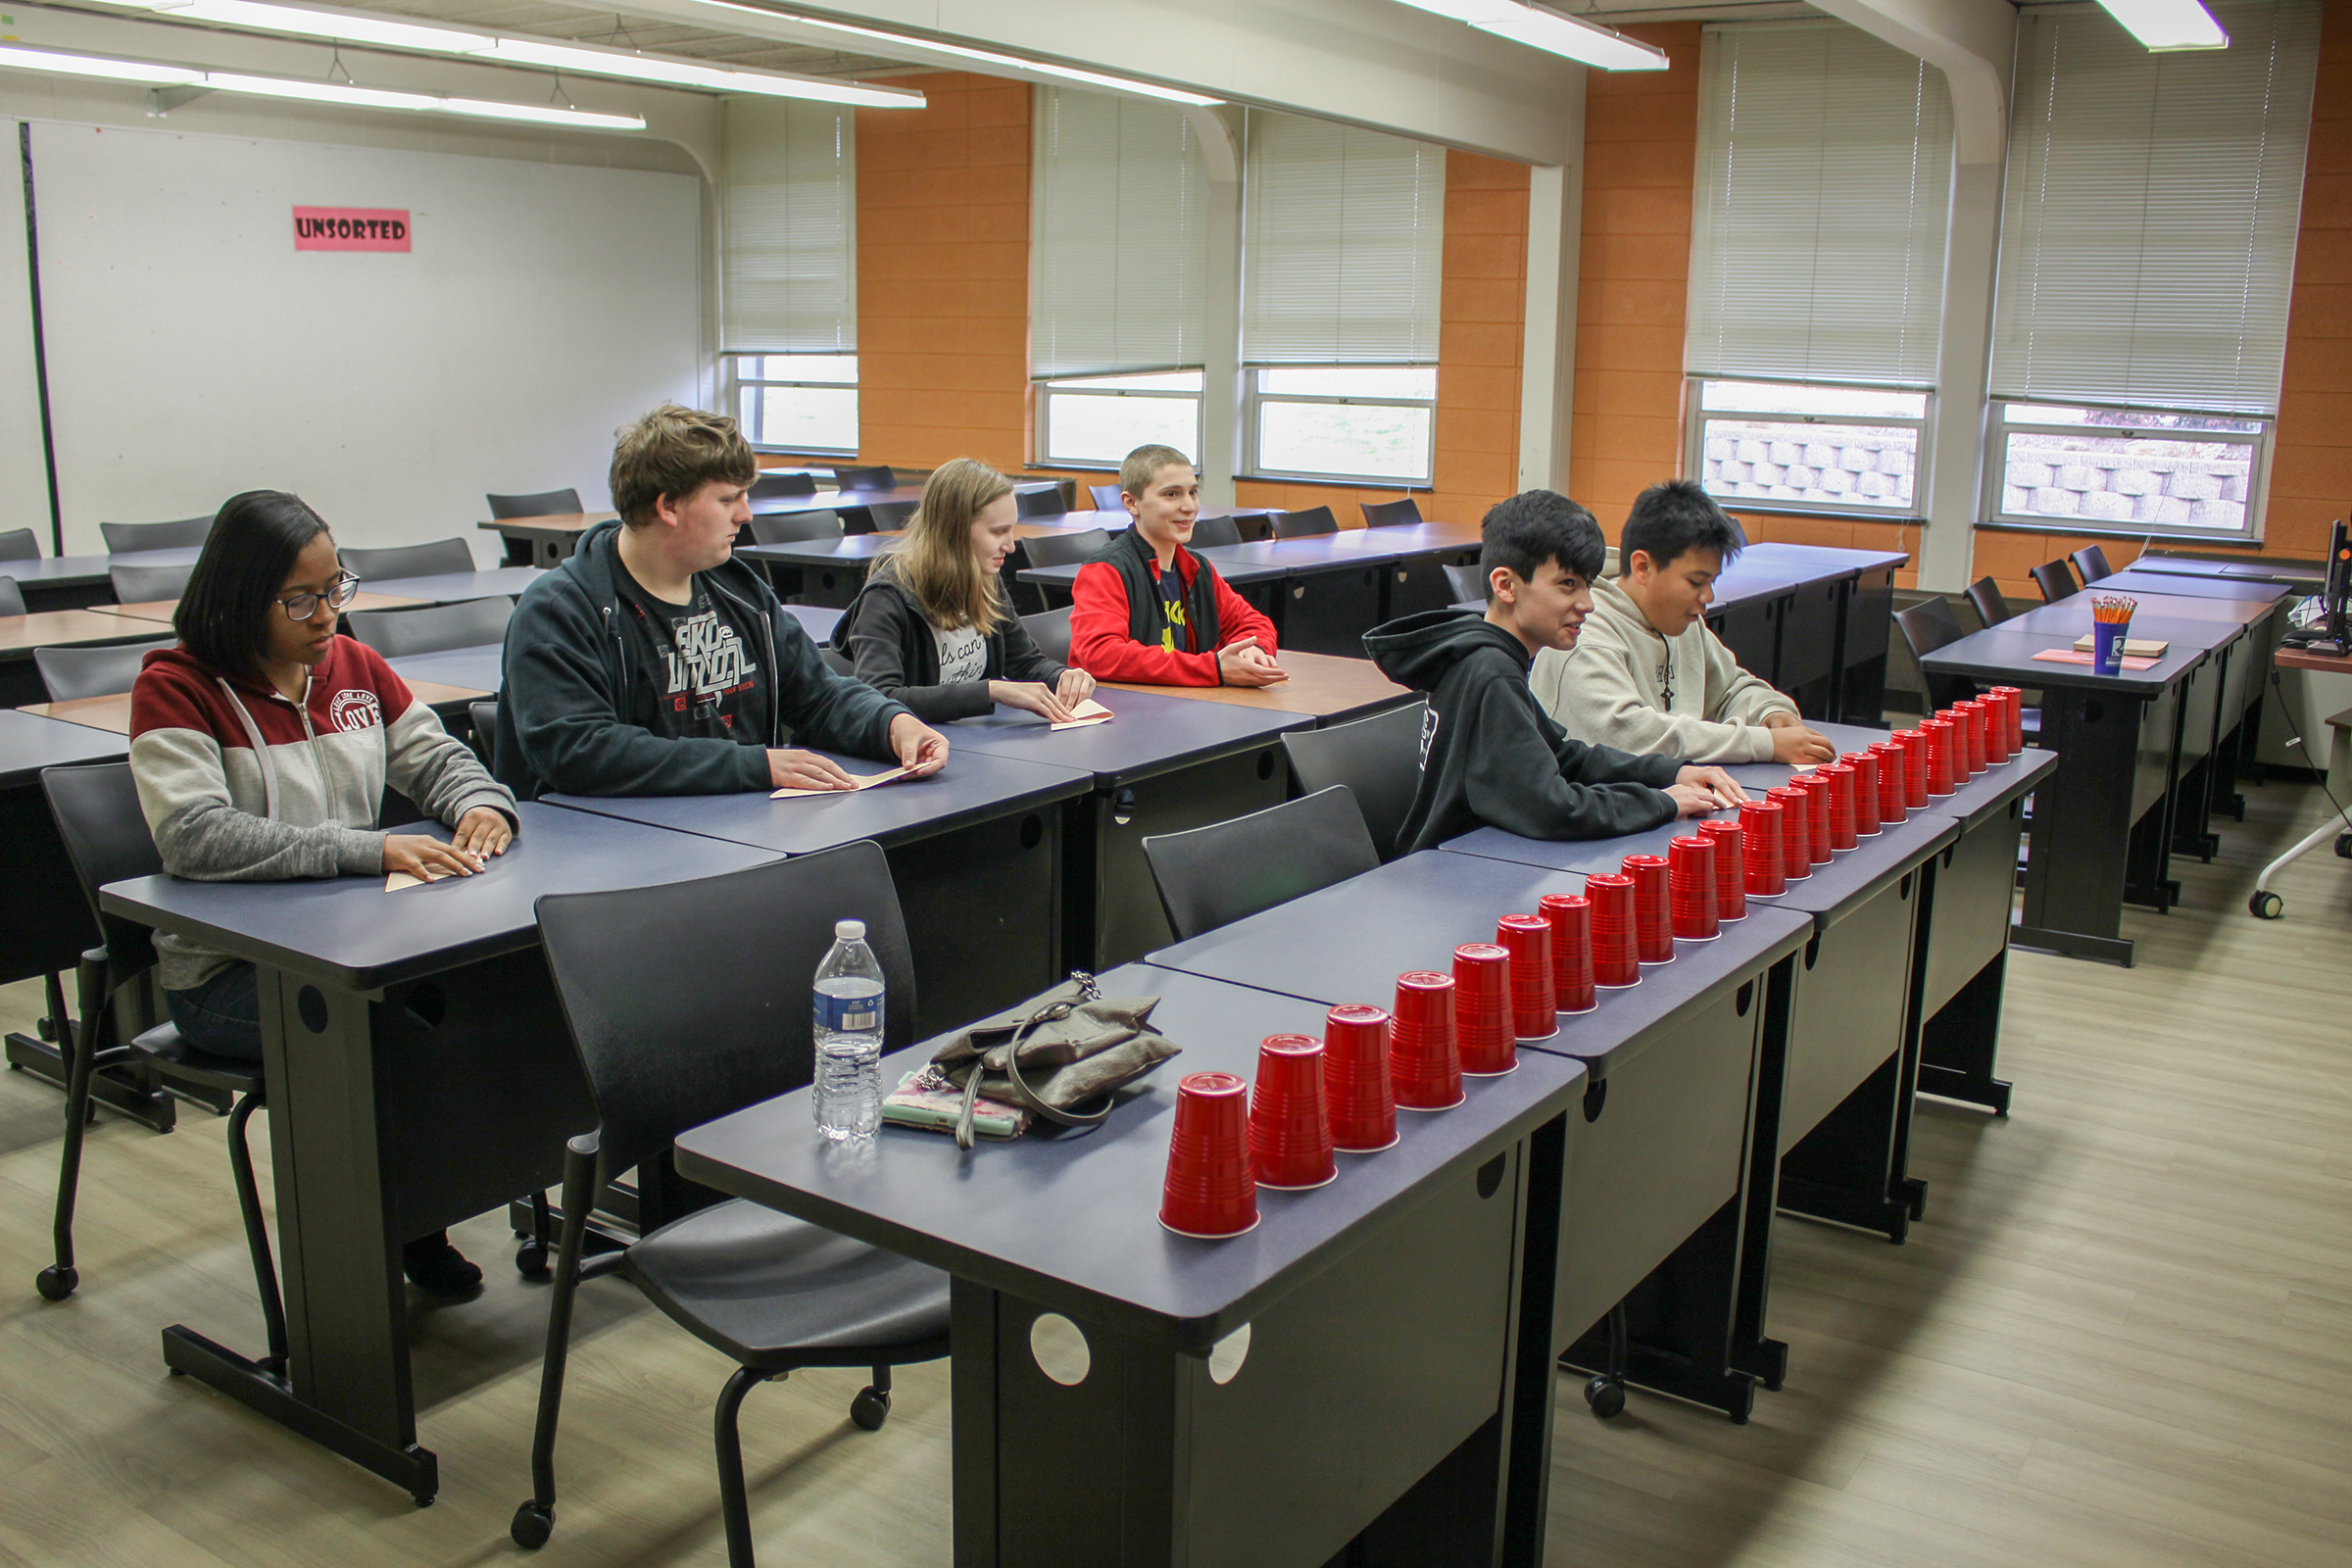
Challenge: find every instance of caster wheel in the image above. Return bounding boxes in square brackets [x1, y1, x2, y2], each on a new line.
[850, 1388, 892, 1431]
[2335, 833, 2350, 859]
[514, 1243, 549, 1280]
[511, 1501, 552, 1548]
[1584, 1376, 1625, 1419]
[2248, 891, 2283, 920]
[411, 1494, 434, 1510]
[35, 1265, 77, 1301]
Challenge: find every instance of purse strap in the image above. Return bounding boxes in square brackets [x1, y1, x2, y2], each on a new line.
[953, 972, 1103, 1150]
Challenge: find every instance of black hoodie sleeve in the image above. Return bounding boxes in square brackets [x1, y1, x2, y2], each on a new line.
[1465, 677, 1681, 841]
[837, 583, 996, 723]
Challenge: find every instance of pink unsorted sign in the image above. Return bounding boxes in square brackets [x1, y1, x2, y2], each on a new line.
[293, 207, 412, 252]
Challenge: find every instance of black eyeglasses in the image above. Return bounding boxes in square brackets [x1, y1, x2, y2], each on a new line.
[277, 573, 362, 621]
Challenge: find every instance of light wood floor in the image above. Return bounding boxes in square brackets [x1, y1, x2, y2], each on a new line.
[0, 777, 2345, 1567]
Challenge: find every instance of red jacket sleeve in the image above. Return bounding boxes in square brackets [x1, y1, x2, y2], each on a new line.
[1205, 566, 1278, 656]
[1069, 561, 1222, 687]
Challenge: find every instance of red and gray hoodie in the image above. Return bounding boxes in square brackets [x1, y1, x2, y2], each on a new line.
[128, 639, 517, 991]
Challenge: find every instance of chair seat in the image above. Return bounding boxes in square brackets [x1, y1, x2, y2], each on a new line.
[627, 1197, 952, 1370]
[129, 1022, 267, 1095]
[2021, 709, 2042, 737]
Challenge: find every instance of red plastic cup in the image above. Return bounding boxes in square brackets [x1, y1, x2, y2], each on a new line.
[1494, 915, 1557, 1043]
[1821, 761, 1858, 851]
[1842, 750, 1882, 836]
[1739, 799, 1786, 897]
[1801, 774, 1833, 861]
[1539, 893, 1596, 1014]
[1895, 727, 1930, 808]
[1869, 740, 1907, 825]
[1955, 701, 1987, 776]
[1697, 818, 1746, 921]
[1322, 1004, 1396, 1153]
[1454, 943, 1517, 1075]
[1990, 686, 2025, 754]
[1585, 873, 1640, 988]
[1766, 786, 1811, 880]
[1250, 1035, 1335, 1190]
[1668, 834, 1720, 941]
[1980, 695, 2012, 764]
[1923, 716, 1956, 796]
[1623, 854, 1674, 964]
[1161, 1072, 1258, 1238]
[1391, 971, 1463, 1110]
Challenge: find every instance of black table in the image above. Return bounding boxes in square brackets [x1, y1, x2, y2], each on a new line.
[1703, 575, 1797, 686]
[97, 803, 779, 1503]
[2129, 553, 2328, 591]
[7, 546, 201, 612]
[2097, 568, 2300, 603]
[545, 748, 1094, 1025]
[940, 690, 1310, 968]
[1188, 526, 1484, 657]
[357, 565, 546, 603]
[1718, 542, 1908, 724]
[677, 961, 1587, 1568]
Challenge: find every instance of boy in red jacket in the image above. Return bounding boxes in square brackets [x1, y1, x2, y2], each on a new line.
[1068, 445, 1286, 687]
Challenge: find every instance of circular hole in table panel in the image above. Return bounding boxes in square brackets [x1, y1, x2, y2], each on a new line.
[1208, 1323, 1250, 1385]
[298, 986, 329, 1035]
[1030, 1312, 1091, 1387]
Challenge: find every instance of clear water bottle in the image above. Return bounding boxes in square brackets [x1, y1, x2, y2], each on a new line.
[812, 918, 885, 1143]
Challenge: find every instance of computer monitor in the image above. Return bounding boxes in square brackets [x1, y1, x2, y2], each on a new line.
[2327, 517, 2350, 649]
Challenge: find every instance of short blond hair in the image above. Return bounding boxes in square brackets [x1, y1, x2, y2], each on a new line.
[877, 458, 1016, 631]
[610, 404, 757, 527]
[1119, 444, 1194, 499]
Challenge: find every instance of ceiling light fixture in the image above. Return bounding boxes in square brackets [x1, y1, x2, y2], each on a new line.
[2092, 0, 2230, 51]
[1390, 0, 1666, 72]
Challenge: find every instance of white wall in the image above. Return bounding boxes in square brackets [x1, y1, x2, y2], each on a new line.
[24, 120, 701, 560]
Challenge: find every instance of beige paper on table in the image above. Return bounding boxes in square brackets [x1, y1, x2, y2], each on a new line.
[1049, 698, 1114, 731]
[2071, 634, 2168, 657]
[771, 764, 911, 801]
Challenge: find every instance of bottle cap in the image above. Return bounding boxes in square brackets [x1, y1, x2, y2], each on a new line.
[835, 919, 866, 940]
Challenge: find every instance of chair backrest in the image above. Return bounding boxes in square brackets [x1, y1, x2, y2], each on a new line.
[751, 470, 819, 501]
[2031, 560, 2080, 603]
[1965, 575, 2012, 627]
[111, 562, 192, 603]
[1017, 528, 1113, 572]
[0, 527, 38, 562]
[2071, 545, 2114, 584]
[1893, 597, 1966, 662]
[748, 510, 845, 546]
[1188, 514, 1242, 549]
[1022, 607, 1072, 664]
[1016, 485, 1069, 518]
[1280, 701, 1428, 862]
[820, 646, 857, 676]
[469, 699, 498, 742]
[1090, 483, 1124, 511]
[34, 636, 175, 702]
[339, 538, 474, 580]
[1360, 498, 1423, 528]
[40, 761, 164, 976]
[99, 516, 213, 553]
[534, 843, 917, 1177]
[859, 500, 918, 534]
[0, 576, 22, 617]
[1273, 506, 1339, 539]
[486, 489, 583, 520]
[343, 596, 514, 658]
[833, 466, 897, 492]
[1144, 787, 1382, 942]
[1444, 563, 1487, 604]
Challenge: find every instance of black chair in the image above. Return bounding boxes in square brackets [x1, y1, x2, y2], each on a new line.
[1143, 787, 1382, 941]
[467, 699, 500, 765]
[1272, 506, 1339, 539]
[751, 471, 819, 501]
[820, 647, 857, 677]
[1360, 498, 1422, 528]
[345, 597, 514, 658]
[1018, 527, 1112, 575]
[748, 511, 844, 546]
[856, 500, 918, 535]
[32, 763, 287, 1381]
[513, 845, 952, 1562]
[1279, 701, 1428, 862]
[99, 516, 212, 553]
[1445, 563, 1487, 605]
[832, 466, 897, 492]
[2071, 545, 2114, 584]
[1966, 575, 2014, 627]
[0, 527, 38, 562]
[339, 539, 474, 580]
[488, 489, 584, 519]
[1023, 607, 1072, 665]
[1233, 512, 1276, 542]
[1893, 599, 1978, 710]
[2031, 560, 2080, 603]
[34, 637, 175, 702]
[0, 576, 23, 617]
[1188, 514, 1243, 549]
[1089, 483, 1124, 512]
[1015, 485, 1069, 519]
[111, 562, 193, 603]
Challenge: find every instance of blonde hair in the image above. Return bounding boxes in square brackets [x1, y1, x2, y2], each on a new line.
[610, 404, 757, 527]
[877, 458, 1016, 631]
[1119, 444, 1194, 499]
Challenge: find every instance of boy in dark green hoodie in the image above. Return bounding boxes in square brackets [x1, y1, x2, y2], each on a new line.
[1363, 490, 1743, 858]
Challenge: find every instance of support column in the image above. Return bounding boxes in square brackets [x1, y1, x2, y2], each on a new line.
[1920, 159, 2003, 591]
[1519, 77, 1586, 494]
[1190, 105, 1245, 508]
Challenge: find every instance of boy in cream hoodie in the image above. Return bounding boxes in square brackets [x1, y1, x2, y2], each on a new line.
[1529, 479, 1837, 767]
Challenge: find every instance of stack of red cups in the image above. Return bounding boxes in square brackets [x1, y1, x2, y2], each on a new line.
[1452, 944, 1515, 1076]
[1539, 893, 1596, 1013]
[1322, 1004, 1396, 1152]
[1990, 686, 2025, 753]
[1622, 854, 1674, 964]
[1869, 739, 1908, 824]
[1494, 915, 1557, 1043]
[1820, 760, 1859, 850]
[1160, 1072, 1258, 1238]
[1767, 785, 1812, 880]
[1980, 694, 2013, 764]
[1740, 798, 1786, 896]
[1697, 817, 1746, 921]
[1390, 972, 1462, 1109]
[1843, 751, 1882, 836]
[1923, 715, 1956, 796]
[1585, 873, 1640, 988]
[1250, 1036, 1336, 1190]
[1895, 727, 1930, 807]
[1668, 834, 1720, 940]
[1955, 701, 1987, 775]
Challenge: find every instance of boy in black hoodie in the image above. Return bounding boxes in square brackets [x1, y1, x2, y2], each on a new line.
[1364, 490, 1744, 857]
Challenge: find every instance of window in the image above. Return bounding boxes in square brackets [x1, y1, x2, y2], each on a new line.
[1246, 368, 1436, 485]
[1690, 381, 1929, 514]
[1987, 404, 2267, 538]
[1037, 370, 1204, 467]
[728, 355, 858, 455]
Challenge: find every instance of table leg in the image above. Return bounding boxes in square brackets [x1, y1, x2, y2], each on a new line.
[886, 807, 1063, 1032]
[1916, 804, 2026, 1115]
[1065, 748, 1288, 971]
[2015, 685, 2145, 965]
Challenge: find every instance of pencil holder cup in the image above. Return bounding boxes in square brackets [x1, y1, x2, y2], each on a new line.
[2092, 617, 2130, 677]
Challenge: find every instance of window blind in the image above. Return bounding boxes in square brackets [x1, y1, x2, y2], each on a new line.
[1029, 88, 1214, 380]
[1241, 111, 1445, 367]
[1989, 0, 2320, 416]
[721, 96, 856, 355]
[1686, 20, 1954, 389]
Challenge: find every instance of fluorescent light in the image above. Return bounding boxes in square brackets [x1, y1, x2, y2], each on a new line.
[205, 69, 437, 109]
[2094, 0, 2230, 50]
[1392, 0, 1668, 72]
[0, 42, 201, 83]
[440, 96, 650, 130]
[140, 0, 484, 54]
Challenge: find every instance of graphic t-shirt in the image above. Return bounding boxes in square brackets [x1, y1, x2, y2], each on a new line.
[1152, 561, 1194, 654]
[613, 569, 772, 745]
[933, 622, 988, 683]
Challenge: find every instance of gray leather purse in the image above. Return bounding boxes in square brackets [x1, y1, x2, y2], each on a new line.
[929, 972, 1182, 1150]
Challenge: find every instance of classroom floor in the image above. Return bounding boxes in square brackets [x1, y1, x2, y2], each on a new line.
[0, 777, 2345, 1568]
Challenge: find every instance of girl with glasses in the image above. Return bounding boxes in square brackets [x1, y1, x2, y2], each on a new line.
[127, 490, 519, 1297]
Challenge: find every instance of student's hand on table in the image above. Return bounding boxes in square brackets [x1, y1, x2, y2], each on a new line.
[768, 749, 860, 792]
[890, 712, 950, 777]
[383, 834, 484, 881]
[1054, 667, 1097, 709]
[1675, 764, 1747, 807]
[990, 679, 1078, 723]
[1765, 715, 1838, 765]
[1663, 783, 1726, 819]
[1217, 638, 1288, 688]
[451, 807, 513, 858]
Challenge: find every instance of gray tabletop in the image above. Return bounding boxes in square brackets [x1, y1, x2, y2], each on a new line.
[543, 747, 1093, 856]
[98, 800, 777, 991]
[1921, 625, 2210, 694]
[1999, 591, 2279, 635]
[0, 545, 201, 590]
[386, 644, 502, 696]
[751, 480, 1060, 519]
[1721, 541, 1910, 586]
[672, 960, 1586, 1348]
[1919, 744, 2061, 833]
[1016, 556, 1289, 591]
[1148, 850, 1813, 1075]
[782, 603, 841, 641]
[1196, 535, 1414, 574]
[1709, 576, 1797, 611]
[2095, 569, 2298, 603]
[941, 685, 1308, 787]
[0, 708, 131, 786]
[2130, 554, 2327, 590]
[738, 536, 897, 569]
[359, 566, 546, 602]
